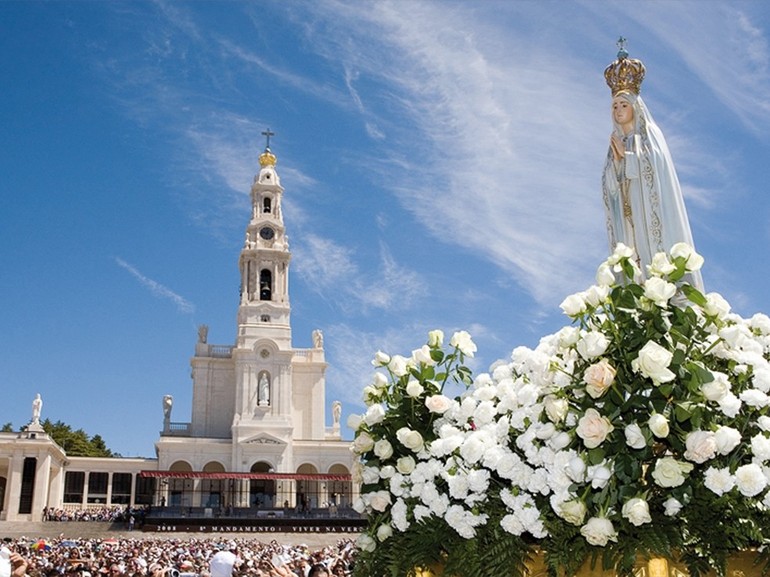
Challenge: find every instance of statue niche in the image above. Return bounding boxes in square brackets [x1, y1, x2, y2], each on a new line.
[258, 371, 270, 407]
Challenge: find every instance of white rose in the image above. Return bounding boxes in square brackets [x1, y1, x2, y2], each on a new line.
[428, 329, 444, 348]
[450, 331, 477, 357]
[596, 263, 616, 287]
[663, 497, 682, 517]
[558, 499, 587, 525]
[376, 523, 393, 542]
[362, 385, 379, 404]
[405, 379, 424, 398]
[576, 331, 610, 361]
[632, 341, 675, 384]
[396, 427, 424, 453]
[368, 490, 392, 512]
[580, 517, 618, 546]
[560, 293, 587, 317]
[558, 326, 580, 347]
[609, 242, 635, 263]
[703, 466, 736, 496]
[388, 355, 410, 377]
[622, 498, 652, 526]
[549, 432, 571, 451]
[566, 456, 587, 482]
[684, 430, 717, 464]
[364, 404, 386, 426]
[714, 426, 741, 455]
[362, 466, 380, 485]
[583, 359, 617, 398]
[754, 367, 770, 393]
[648, 413, 670, 438]
[379, 465, 396, 479]
[576, 408, 614, 449]
[701, 371, 730, 402]
[412, 345, 436, 366]
[751, 312, 770, 334]
[346, 413, 363, 431]
[544, 395, 568, 423]
[374, 439, 394, 460]
[647, 252, 677, 277]
[587, 463, 612, 489]
[396, 456, 416, 475]
[624, 423, 647, 450]
[740, 389, 770, 408]
[703, 292, 731, 317]
[425, 394, 452, 414]
[372, 351, 390, 366]
[372, 372, 389, 389]
[651, 457, 693, 488]
[735, 463, 768, 497]
[535, 422, 556, 440]
[644, 276, 677, 307]
[670, 243, 704, 272]
[758, 416, 770, 432]
[718, 393, 742, 418]
[751, 433, 770, 462]
[583, 285, 610, 308]
[352, 432, 375, 454]
[356, 533, 376, 552]
[352, 497, 366, 514]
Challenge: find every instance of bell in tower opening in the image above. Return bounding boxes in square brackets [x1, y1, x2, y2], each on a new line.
[260, 269, 272, 300]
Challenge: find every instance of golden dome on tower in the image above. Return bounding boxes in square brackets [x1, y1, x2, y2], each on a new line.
[259, 147, 277, 167]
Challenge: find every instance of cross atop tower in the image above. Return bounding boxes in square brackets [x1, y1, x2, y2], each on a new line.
[262, 128, 275, 149]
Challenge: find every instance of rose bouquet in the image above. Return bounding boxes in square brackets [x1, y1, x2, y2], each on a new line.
[349, 244, 770, 577]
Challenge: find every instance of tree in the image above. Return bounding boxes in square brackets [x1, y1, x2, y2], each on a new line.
[40, 419, 115, 457]
[1, 422, 13, 432]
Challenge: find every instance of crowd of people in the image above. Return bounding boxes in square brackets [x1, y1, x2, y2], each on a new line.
[0, 536, 354, 577]
[41, 508, 143, 524]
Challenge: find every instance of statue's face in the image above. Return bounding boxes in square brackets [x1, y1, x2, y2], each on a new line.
[612, 96, 634, 126]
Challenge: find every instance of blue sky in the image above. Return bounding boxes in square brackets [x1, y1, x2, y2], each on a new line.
[1, 1, 769, 458]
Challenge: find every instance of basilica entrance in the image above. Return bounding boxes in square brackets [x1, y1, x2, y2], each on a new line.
[249, 462, 275, 508]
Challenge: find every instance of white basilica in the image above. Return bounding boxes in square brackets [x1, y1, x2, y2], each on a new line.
[0, 144, 356, 522]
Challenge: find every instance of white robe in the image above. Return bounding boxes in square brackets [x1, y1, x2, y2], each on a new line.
[602, 93, 704, 291]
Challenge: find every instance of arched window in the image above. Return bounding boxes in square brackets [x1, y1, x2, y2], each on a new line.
[263, 197, 272, 214]
[260, 269, 272, 301]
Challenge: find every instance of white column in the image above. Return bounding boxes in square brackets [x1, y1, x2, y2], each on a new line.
[82, 473, 90, 508]
[106, 472, 113, 506]
[192, 478, 202, 507]
[31, 454, 51, 521]
[129, 473, 136, 507]
[48, 465, 64, 511]
[4, 453, 24, 521]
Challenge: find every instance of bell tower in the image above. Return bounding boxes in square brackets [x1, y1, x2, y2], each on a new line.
[236, 129, 292, 351]
[173, 130, 342, 479]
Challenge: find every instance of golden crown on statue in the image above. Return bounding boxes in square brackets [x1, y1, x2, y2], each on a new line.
[604, 36, 645, 96]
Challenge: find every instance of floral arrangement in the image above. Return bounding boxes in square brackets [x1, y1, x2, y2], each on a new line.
[349, 244, 770, 577]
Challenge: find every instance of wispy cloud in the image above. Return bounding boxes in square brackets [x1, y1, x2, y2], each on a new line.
[293, 235, 426, 313]
[295, 0, 765, 307]
[644, 5, 770, 135]
[115, 257, 195, 314]
[297, 1, 612, 305]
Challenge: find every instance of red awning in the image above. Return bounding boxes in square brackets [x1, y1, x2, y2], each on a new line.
[139, 470, 351, 481]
